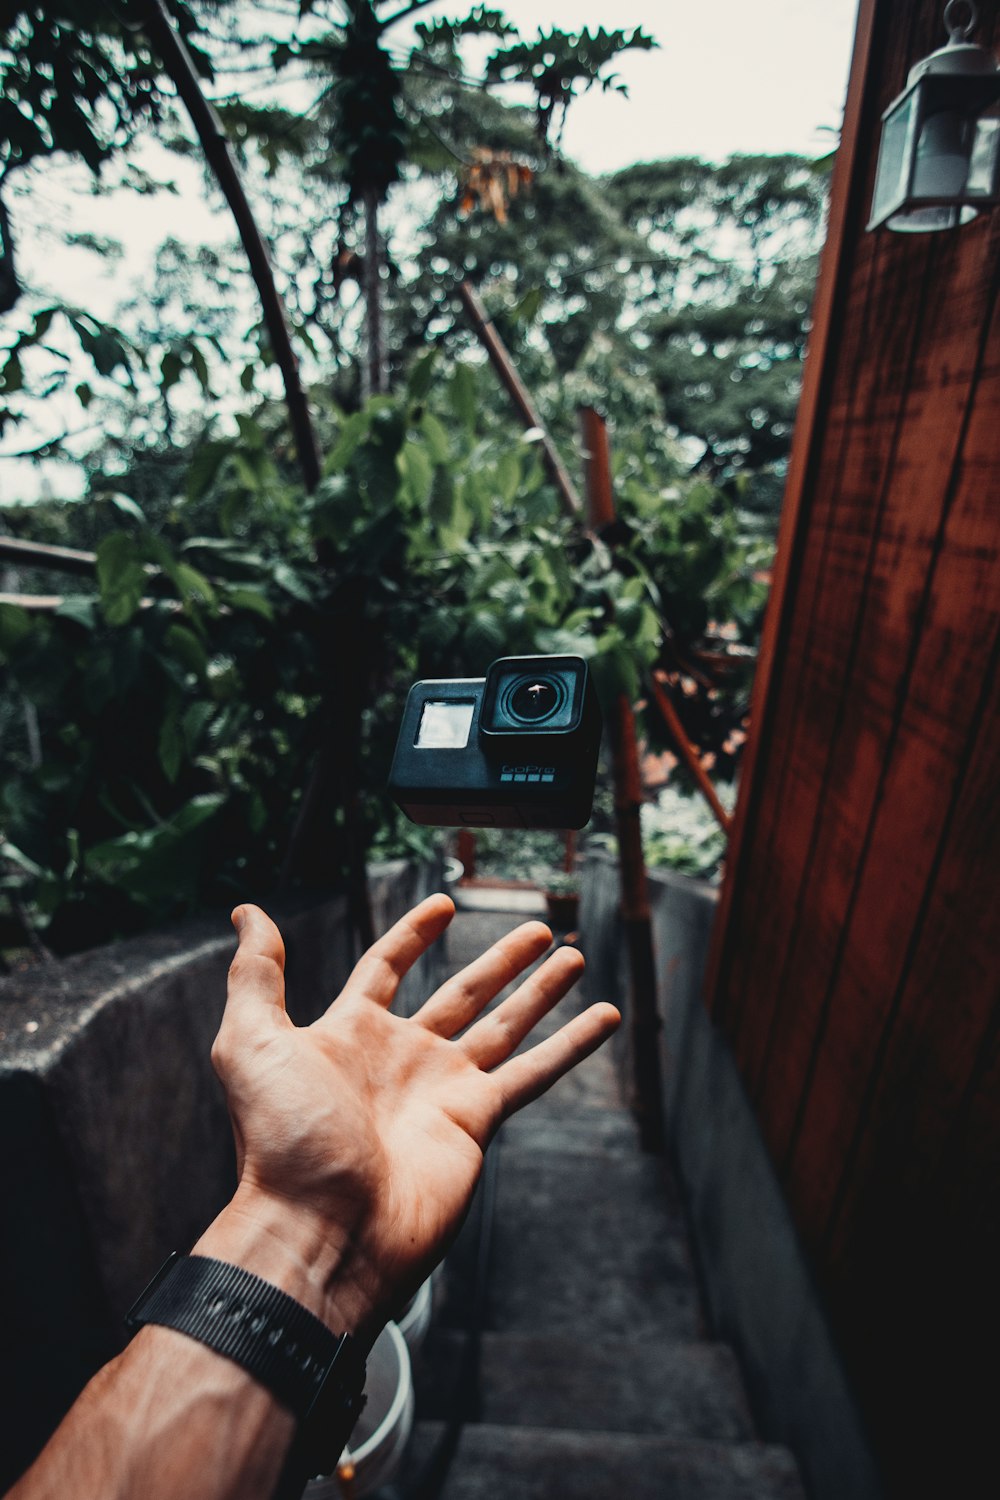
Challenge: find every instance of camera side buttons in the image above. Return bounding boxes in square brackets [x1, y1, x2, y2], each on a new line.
[499, 764, 557, 783]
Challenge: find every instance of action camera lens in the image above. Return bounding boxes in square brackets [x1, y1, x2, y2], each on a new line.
[508, 676, 561, 723]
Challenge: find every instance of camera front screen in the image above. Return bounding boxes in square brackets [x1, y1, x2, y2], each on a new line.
[415, 698, 475, 749]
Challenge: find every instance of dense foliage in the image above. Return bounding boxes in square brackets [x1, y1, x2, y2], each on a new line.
[0, 2, 826, 959]
[1, 345, 766, 952]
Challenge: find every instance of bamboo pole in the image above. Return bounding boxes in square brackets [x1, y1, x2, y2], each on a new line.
[648, 671, 733, 835]
[579, 405, 664, 1153]
[457, 281, 585, 524]
[0, 535, 98, 576]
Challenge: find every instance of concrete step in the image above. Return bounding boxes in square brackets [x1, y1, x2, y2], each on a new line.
[499, 1108, 640, 1157]
[399, 1422, 807, 1500]
[488, 1147, 703, 1340]
[414, 1330, 754, 1441]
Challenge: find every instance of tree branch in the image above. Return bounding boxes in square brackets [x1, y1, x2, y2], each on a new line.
[135, 0, 323, 495]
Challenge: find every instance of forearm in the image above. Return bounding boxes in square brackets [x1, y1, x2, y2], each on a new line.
[8, 1320, 293, 1500]
[9, 1189, 383, 1500]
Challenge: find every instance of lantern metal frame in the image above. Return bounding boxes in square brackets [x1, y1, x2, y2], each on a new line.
[867, 0, 1000, 233]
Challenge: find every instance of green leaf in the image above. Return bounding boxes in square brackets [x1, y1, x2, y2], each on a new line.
[182, 701, 215, 750]
[169, 561, 218, 611]
[496, 450, 521, 503]
[54, 596, 98, 630]
[234, 451, 261, 492]
[236, 413, 266, 451]
[511, 286, 543, 324]
[0, 838, 45, 879]
[248, 790, 268, 834]
[165, 623, 209, 679]
[85, 795, 225, 907]
[465, 610, 507, 664]
[96, 533, 145, 626]
[159, 706, 184, 784]
[186, 439, 230, 503]
[225, 587, 274, 621]
[171, 793, 226, 837]
[0, 603, 32, 655]
[271, 563, 314, 604]
[189, 344, 210, 391]
[421, 411, 451, 465]
[449, 364, 477, 430]
[399, 441, 434, 508]
[1, 352, 24, 394]
[107, 491, 145, 524]
[160, 349, 183, 392]
[407, 349, 438, 402]
[328, 409, 372, 472]
[82, 644, 117, 711]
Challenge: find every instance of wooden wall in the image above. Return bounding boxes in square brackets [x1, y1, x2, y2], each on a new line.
[704, 1, 1000, 1492]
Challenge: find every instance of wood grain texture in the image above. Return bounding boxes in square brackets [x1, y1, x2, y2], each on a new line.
[703, 2, 1000, 1493]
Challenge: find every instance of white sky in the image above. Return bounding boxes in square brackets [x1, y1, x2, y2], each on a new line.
[59, 0, 862, 259]
[2, 0, 861, 501]
[477, 0, 860, 167]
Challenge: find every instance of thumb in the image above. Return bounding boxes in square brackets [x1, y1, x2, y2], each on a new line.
[225, 904, 288, 1027]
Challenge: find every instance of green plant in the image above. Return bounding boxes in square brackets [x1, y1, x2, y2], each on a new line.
[1, 330, 761, 958]
[640, 783, 735, 882]
[536, 869, 579, 897]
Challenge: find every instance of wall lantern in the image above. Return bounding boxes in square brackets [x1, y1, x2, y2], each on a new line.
[868, 0, 1000, 232]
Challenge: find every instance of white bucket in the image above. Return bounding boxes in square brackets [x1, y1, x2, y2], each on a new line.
[303, 1321, 414, 1499]
[395, 1276, 433, 1358]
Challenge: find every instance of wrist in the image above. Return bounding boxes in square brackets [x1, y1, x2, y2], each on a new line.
[195, 1185, 385, 1353]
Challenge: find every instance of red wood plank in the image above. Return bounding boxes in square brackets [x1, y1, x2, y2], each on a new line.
[814, 644, 1000, 1499]
[773, 222, 995, 1212]
[728, 234, 938, 1100]
[757, 233, 999, 1222]
[819, 348, 1000, 1261]
[700, 2, 1000, 1489]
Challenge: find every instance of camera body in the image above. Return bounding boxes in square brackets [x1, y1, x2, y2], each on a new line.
[388, 654, 602, 829]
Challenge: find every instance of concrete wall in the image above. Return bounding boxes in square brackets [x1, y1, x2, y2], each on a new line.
[0, 861, 441, 1489]
[579, 854, 881, 1500]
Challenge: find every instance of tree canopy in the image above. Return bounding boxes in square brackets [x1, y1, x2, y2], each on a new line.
[0, 1, 829, 959]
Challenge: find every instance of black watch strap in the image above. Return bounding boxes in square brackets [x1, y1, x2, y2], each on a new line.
[126, 1253, 367, 1476]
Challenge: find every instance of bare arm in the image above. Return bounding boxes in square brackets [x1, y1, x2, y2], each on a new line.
[10, 893, 619, 1500]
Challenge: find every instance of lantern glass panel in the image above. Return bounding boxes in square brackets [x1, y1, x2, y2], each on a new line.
[870, 89, 918, 226]
[966, 114, 1000, 197]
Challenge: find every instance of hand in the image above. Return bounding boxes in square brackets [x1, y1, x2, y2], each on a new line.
[207, 893, 619, 1345]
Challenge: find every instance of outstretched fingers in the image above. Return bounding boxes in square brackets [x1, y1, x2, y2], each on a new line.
[457, 944, 586, 1069]
[337, 893, 456, 1010]
[491, 1002, 621, 1121]
[415, 921, 554, 1038]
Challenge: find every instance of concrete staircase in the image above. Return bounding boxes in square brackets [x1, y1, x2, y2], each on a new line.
[396, 901, 806, 1500]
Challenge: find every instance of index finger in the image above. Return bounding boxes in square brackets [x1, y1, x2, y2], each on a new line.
[336, 893, 455, 1010]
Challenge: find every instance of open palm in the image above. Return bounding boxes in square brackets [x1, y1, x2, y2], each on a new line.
[211, 894, 619, 1335]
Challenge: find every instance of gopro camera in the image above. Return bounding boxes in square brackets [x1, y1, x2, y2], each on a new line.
[388, 654, 602, 829]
